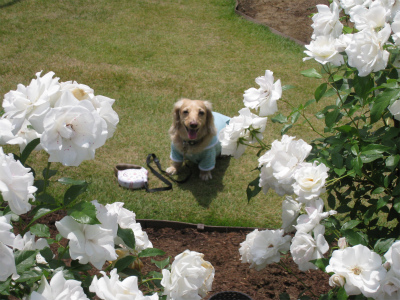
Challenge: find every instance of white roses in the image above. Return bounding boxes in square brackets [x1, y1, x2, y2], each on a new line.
[239, 229, 291, 270]
[161, 250, 215, 300]
[0, 147, 37, 215]
[1, 71, 119, 166]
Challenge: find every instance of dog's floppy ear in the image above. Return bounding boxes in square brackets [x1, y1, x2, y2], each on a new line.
[169, 99, 184, 136]
[204, 101, 217, 136]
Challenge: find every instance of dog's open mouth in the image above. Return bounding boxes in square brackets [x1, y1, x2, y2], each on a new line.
[186, 127, 198, 140]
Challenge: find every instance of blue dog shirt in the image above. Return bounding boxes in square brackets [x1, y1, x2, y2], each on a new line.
[170, 112, 230, 171]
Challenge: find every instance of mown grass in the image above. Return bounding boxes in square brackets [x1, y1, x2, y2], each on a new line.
[0, 0, 323, 228]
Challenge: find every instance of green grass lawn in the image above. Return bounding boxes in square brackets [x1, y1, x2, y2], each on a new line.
[0, 0, 322, 228]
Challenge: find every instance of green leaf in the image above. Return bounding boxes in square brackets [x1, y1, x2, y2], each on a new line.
[394, 197, 400, 214]
[138, 248, 166, 258]
[353, 74, 374, 100]
[20, 138, 40, 165]
[377, 196, 390, 210]
[337, 287, 348, 300]
[35, 194, 56, 205]
[15, 269, 42, 283]
[67, 201, 100, 225]
[15, 250, 38, 273]
[341, 220, 361, 230]
[40, 247, 54, 263]
[341, 229, 368, 246]
[271, 113, 288, 124]
[386, 155, 400, 171]
[114, 255, 136, 272]
[315, 83, 327, 102]
[334, 167, 346, 176]
[370, 89, 400, 123]
[32, 207, 52, 220]
[374, 238, 395, 254]
[30, 223, 50, 238]
[310, 258, 329, 272]
[281, 123, 292, 135]
[301, 68, 322, 79]
[117, 226, 136, 250]
[151, 257, 170, 269]
[0, 278, 11, 295]
[246, 177, 261, 203]
[325, 107, 340, 128]
[372, 187, 385, 195]
[63, 183, 88, 206]
[282, 84, 296, 91]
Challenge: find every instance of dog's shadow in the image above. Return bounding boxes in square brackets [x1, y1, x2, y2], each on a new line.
[177, 156, 231, 208]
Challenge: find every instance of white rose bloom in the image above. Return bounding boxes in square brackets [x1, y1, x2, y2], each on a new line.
[239, 229, 291, 270]
[339, 0, 372, 14]
[258, 135, 312, 196]
[243, 70, 282, 116]
[389, 100, 400, 121]
[311, 2, 343, 39]
[293, 161, 329, 203]
[0, 118, 15, 144]
[2, 71, 60, 134]
[30, 271, 89, 300]
[90, 268, 158, 300]
[55, 216, 117, 269]
[0, 147, 37, 215]
[7, 119, 43, 153]
[238, 229, 258, 264]
[40, 92, 107, 166]
[13, 231, 49, 252]
[329, 274, 346, 287]
[295, 198, 336, 233]
[219, 108, 268, 159]
[345, 24, 391, 77]
[290, 224, 329, 271]
[334, 33, 353, 52]
[161, 250, 214, 300]
[60, 81, 119, 139]
[104, 202, 153, 252]
[338, 237, 348, 249]
[281, 196, 302, 233]
[384, 240, 400, 275]
[0, 215, 16, 247]
[304, 35, 344, 66]
[89, 95, 119, 139]
[349, 1, 389, 30]
[0, 242, 18, 281]
[376, 269, 400, 300]
[326, 244, 387, 298]
[392, 11, 400, 45]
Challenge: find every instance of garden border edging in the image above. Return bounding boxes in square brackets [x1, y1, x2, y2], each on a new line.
[234, 0, 306, 46]
[137, 219, 260, 233]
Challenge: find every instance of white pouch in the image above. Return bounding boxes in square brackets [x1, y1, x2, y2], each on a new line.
[115, 165, 148, 190]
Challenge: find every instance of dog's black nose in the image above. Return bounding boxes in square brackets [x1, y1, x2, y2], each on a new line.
[190, 123, 197, 129]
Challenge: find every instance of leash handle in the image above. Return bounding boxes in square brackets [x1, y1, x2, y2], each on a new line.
[146, 154, 173, 192]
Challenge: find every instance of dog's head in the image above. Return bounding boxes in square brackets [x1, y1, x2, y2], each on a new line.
[169, 98, 216, 141]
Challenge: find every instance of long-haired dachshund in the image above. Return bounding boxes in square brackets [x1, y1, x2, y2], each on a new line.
[166, 98, 230, 181]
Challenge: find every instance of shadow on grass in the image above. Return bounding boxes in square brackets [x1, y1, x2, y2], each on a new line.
[177, 156, 231, 208]
[0, 0, 22, 9]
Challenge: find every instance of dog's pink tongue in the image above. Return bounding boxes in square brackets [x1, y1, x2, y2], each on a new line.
[188, 129, 197, 140]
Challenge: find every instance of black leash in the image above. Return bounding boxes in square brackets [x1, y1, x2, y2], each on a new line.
[146, 153, 192, 191]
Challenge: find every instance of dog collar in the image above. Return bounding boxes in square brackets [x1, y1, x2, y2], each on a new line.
[183, 140, 199, 146]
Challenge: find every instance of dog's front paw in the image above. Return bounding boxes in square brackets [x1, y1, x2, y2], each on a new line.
[166, 166, 178, 175]
[199, 170, 212, 181]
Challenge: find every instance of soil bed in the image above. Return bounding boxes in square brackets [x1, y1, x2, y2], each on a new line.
[144, 227, 330, 300]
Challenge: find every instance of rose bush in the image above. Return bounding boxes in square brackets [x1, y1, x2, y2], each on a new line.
[218, 0, 400, 299]
[0, 72, 215, 299]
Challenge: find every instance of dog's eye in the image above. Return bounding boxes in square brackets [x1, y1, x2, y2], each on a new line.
[199, 110, 205, 116]
[182, 110, 189, 114]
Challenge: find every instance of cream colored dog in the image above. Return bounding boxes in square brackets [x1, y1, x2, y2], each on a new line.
[166, 98, 230, 181]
